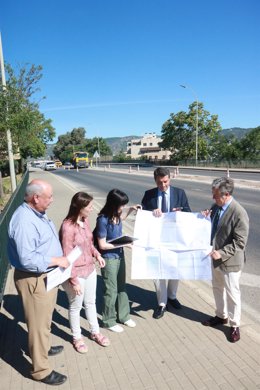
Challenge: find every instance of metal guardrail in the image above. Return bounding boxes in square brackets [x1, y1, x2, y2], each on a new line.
[0, 170, 29, 304]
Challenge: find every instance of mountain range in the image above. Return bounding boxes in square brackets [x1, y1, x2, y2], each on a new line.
[105, 127, 253, 155]
[46, 127, 253, 158]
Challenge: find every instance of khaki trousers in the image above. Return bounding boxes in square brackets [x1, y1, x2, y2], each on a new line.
[212, 266, 241, 327]
[14, 269, 57, 380]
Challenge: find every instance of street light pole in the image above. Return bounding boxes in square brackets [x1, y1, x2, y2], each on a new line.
[180, 84, 198, 165]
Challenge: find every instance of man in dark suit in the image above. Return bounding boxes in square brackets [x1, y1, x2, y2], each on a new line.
[202, 177, 249, 343]
[141, 167, 191, 319]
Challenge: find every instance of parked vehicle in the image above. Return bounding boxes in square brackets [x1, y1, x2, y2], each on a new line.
[64, 161, 74, 169]
[32, 161, 43, 168]
[44, 161, 56, 171]
[55, 160, 62, 167]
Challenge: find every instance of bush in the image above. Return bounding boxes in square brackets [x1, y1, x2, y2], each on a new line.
[0, 160, 20, 177]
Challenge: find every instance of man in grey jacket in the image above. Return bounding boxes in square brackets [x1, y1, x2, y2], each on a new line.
[202, 177, 249, 343]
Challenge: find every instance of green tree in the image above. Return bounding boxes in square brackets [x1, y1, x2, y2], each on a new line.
[240, 126, 260, 161]
[86, 137, 112, 157]
[0, 63, 55, 160]
[71, 127, 86, 145]
[53, 128, 87, 161]
[113, 150, 127, 162]
[160, 102, 221, 163]
[209, 132, 242, 163]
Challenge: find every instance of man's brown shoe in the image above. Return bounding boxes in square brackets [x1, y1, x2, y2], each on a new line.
[202, 316, 228, 327]
[229, 327, 240, 343]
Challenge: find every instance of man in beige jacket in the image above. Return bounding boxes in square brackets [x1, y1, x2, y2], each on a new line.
[202, 177, 249, 343]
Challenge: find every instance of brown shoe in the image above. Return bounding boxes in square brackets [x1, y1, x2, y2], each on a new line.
[229, 327, 240, 343]
[202, 316, 228, 327]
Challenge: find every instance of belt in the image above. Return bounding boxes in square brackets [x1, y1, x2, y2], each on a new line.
[15, 269, 46, 276]
[15, 268, 54, 276]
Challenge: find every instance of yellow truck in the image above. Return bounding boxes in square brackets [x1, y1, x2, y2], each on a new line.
[72, 152, 89, 168]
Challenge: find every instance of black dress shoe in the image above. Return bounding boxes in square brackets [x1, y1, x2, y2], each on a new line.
[167, 298, 182, 310]
[229, 327, 240, 343]
[202, 316, 228, 327]
[153, 305, 166, 319]
[40, 370, 67, 385]
[48, 345, 64, 356]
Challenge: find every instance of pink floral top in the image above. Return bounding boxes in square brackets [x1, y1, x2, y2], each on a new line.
[60, 218, 101, 285]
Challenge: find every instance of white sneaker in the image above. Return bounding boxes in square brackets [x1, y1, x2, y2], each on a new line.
[124, 319, 136, 328]
[108, 324, 124, 333]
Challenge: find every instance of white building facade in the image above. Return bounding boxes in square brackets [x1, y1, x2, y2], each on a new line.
[126, 133, 172, 161]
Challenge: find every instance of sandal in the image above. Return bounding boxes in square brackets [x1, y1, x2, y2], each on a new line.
[73, 338, 88, 354]
[90, 333, 110, 347]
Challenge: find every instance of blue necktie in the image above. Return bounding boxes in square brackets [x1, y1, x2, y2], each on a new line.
[161, 191, 167, 213]
[211, 207, 222, 244]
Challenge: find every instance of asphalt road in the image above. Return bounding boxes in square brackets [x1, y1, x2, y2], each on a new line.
[99, 164, 260, 182]
[52, 167, 260, 323]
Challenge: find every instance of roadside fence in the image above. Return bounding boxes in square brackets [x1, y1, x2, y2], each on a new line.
[0, 170, 29, 304]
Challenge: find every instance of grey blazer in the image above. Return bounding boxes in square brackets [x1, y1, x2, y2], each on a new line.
[211, 199, 249, 272]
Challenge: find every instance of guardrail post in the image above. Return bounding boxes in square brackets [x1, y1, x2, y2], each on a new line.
[129, 166, 132, 173]
[227, 167, 230, 177]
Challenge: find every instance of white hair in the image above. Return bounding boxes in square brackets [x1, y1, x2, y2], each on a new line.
[24, 182, 45, 201]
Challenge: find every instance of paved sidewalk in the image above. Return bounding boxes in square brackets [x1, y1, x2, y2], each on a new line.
[0, 170, 260, 390]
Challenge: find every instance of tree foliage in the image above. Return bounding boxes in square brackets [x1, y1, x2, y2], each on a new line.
[160, 102, 222, 162]
[85, 137, 112, 157]
[53, 127, 87, 161]
[113, 150, 130, 162]
[53, 129, 112, 162]
[0, 63, 55, 159]
[208, 132, 242, 162]
[239, 126, 260, 161]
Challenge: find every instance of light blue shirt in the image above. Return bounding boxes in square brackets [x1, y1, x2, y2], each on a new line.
[8, 202, 63, 273]
[158, 188, 170, 212]
[219, 197, 233, 220]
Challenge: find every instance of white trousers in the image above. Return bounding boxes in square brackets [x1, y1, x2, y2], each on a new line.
[212, 266, 241, 327]
[154, 279, 179, 306]
[63, 269, 99, 339]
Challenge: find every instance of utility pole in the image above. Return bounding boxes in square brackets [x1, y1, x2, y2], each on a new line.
[0, 33, 16, 192]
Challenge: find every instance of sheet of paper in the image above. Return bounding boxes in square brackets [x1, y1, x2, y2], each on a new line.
[131, 210, 212, 280]
[131, 246, 212, 280]
[46, 246, 82, 291]
[134, 210, 211, 250]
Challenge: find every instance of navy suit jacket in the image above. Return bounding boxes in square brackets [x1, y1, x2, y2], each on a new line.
[141, 185, 191, 212]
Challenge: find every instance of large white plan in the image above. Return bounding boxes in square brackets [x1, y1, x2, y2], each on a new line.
[131, 210, 212, 280]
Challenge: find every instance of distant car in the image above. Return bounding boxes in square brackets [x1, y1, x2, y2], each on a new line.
[64, 162, 74, 169]
[55, 160, 62, 168]
[32, 161, 42, 168]
[44, 161, 57, 171]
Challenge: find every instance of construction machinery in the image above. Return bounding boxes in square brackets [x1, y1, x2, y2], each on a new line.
[72, 152, 89, 168]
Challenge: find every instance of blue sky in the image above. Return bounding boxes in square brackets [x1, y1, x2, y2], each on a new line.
[1, 0, 259, 142]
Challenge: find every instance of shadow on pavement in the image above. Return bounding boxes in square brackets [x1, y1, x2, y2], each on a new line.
[0, 294, 31, 379]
